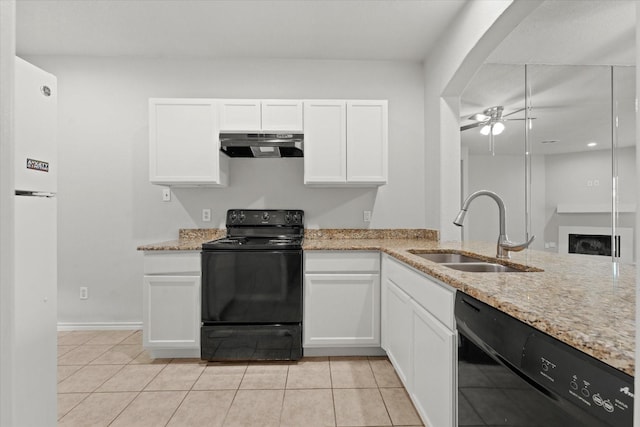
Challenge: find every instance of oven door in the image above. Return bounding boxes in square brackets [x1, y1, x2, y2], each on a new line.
[201, 249, 302, 361]
[201, 249, 302, 324]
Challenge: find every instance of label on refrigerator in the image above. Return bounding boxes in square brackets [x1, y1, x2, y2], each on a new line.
[26, 158, 49, 172]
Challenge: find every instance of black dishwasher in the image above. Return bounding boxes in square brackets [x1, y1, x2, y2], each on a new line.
[455, 292, 633, 427]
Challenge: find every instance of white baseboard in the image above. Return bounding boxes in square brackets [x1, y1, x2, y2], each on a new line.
[57, 322, 143, 331]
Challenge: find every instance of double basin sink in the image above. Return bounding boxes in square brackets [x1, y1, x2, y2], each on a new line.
[409, 251, 530, 273]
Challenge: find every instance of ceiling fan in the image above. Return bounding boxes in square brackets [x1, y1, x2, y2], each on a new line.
[460, 106, 527, 135]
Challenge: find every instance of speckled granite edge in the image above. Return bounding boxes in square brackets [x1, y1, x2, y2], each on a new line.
[305, 228, 438, 240]
[178, 228, 226, 241]
[136, 229, 225, 251]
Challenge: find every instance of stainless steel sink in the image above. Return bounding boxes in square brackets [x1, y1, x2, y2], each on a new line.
[409, 250, 535, 273]
[409, 252, 485, 263]
[442, 262, 524, 273]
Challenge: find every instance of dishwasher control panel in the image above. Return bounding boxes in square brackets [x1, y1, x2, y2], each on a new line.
[522, 332, 633, 427]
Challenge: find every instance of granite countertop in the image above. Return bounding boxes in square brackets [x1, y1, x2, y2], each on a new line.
[138, 228, 635, 376]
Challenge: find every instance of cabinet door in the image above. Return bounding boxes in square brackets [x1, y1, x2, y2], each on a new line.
[382, 277, 412, 389]
[261, 100, 303, 131]
[304, 273, 380, 347]
[346, 100, 388, 184]
[143, 275, 200, 349]
[411, 300, 456, 427]
[149, 99, 227, 186]
[303, 100, 347, 184]
[219, 99, 261, 130]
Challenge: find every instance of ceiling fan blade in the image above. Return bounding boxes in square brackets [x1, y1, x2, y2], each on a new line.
[502, 107, 526, 118]
[460, 122, 483, 131]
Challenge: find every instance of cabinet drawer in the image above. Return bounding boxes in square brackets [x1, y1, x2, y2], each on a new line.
[383, 255, 454, 330]
[305, 251, 380, 273]
[143, 251, 200, 275]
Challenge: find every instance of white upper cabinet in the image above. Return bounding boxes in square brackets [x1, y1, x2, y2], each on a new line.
[303, 100, 388, 186]
[303, 100, 347, 184]
[261, 100, 304, 131]
[219, 99, 303, 131]
[219, 99, 261, 130]
[346, 101, 388, 184]
[149, 98, 228, 187]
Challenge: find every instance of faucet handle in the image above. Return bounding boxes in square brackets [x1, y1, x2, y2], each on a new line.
[500, 235, 535, 252]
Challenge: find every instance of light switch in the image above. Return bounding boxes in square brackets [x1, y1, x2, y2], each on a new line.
[162, 188, 171, 202]
[363, 211, 372, 222]
[202, 209, 211, 222]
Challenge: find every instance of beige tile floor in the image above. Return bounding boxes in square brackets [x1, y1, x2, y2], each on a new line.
[57, 330, 424, 427]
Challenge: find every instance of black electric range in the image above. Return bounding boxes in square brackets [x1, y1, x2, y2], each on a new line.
[200, 209, 304, 361]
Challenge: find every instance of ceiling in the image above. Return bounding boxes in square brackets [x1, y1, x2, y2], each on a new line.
[16, 0, 467, 61]
[461, 1, 636, 156]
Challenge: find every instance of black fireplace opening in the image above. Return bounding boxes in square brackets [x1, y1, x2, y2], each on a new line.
[568, 233, 620, 257]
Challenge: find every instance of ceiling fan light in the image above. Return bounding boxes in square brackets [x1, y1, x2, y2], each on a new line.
[480, 124, 491, 135]
[492, 122, 505, 135]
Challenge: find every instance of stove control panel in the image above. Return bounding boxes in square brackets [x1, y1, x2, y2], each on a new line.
[227, 209, 304, 227]
[521, 332, 633, 426]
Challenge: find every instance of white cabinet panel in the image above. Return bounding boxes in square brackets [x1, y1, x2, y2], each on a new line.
[346, 101, 388, 184]
[303, 100, 347, 184]
[304, 273, 380, 347]
[143, 275, 200, 349]
[382, 276, 412, 389]
[149, 98, 228, 186]
[219, 99, 261, 130]
[411, 300, 456, 427]
[261, 100, 303, 131]
[305, 251, 380, 273]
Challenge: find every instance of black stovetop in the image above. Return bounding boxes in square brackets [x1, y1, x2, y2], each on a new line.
[202, 209, 304, 251]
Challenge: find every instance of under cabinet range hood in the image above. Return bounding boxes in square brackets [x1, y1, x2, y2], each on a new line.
[220, 132, 304, 158]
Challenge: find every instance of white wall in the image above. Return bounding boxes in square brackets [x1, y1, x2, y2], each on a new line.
[465, 153, 528, 245]
[23, 56, 425, 325]
[544, 146, 636, 252]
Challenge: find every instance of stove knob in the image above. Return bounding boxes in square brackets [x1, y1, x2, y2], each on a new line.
[239, 212, 246, 222]
[230, 211, 238, 222]
[262, 212, 270, 221]
[285, 213, 292, 223]
[293, 213, 300, 223]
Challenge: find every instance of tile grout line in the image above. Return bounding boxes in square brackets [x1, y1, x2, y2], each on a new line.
[105, 357, 175, 426]
[328, 357, 338, 427]
[219, 362, 249, 427]
[276, 363, 290, 426]
[162, 360, 207, 427]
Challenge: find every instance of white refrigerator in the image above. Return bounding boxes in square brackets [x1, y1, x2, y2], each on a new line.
[13, 56, 58, 426]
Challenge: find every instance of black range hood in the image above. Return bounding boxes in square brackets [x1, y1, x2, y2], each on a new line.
[220, 132, 304, 158]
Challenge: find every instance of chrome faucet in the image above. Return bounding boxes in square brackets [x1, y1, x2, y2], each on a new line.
[453, 190, 535, 259]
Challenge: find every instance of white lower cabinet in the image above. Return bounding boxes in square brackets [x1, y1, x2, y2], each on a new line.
[142, 251, 201, 358]
[381, 253, 456, 427]
[303, 251, 382, 354]
[411, 300, 456, 427]
[382, 276, 412, 387]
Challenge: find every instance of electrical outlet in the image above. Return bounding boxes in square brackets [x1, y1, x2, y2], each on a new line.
[79, 287, 88, 300]
[363, 211, 372, 222]
[202, 208, 211, 222]
[162, 188, 171, 202]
